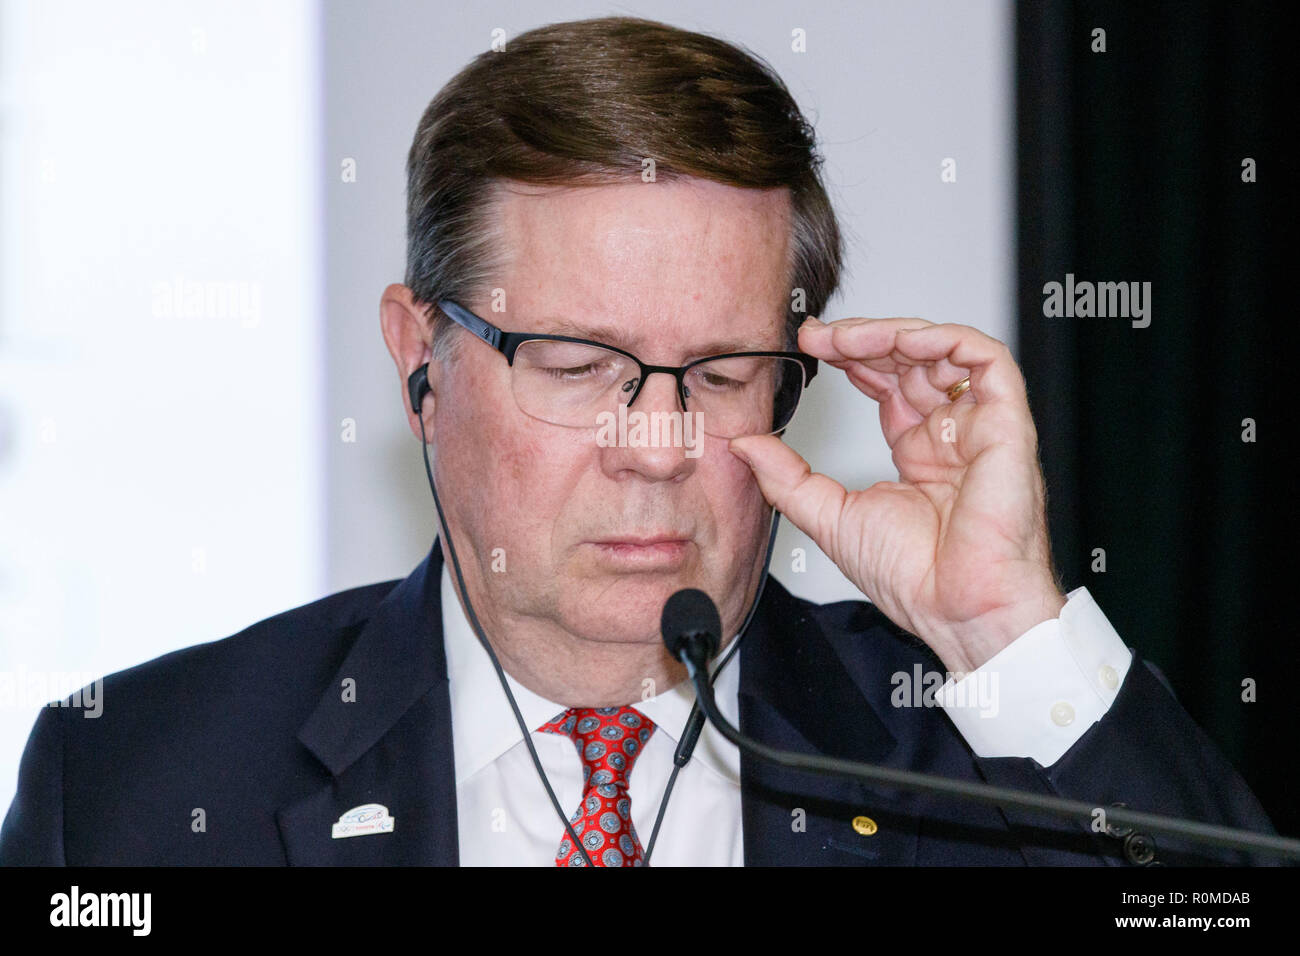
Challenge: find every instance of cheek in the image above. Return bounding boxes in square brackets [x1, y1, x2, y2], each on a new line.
[488, 425, 599, 543]
[705, 445, 766, 531]
[448, 371, 552, 494]
[496, 430, 541, 494]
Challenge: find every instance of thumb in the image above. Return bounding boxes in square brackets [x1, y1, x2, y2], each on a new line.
[729, 435, 847, 556]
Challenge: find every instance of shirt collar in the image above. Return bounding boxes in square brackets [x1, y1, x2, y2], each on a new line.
[440, 559, 741, 786]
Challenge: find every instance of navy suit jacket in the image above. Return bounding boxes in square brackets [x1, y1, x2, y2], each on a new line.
[0, 539, 1278, 865]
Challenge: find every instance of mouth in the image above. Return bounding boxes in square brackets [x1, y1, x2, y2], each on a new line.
[586, 534, 694, 569]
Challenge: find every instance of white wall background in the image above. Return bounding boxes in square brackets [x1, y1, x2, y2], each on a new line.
[0, 0, 324, 809]
[0, 0, 1011, 812]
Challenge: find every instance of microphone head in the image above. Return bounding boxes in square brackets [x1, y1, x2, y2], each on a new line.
[661, 588, 722, 664]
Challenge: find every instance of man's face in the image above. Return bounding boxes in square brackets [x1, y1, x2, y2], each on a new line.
[429, 176, 792, 651]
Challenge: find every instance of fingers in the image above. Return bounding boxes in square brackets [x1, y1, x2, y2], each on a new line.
[728, 434, 845, 556]
[801, 316, 1025, 416]
[892, 324, 1024, 405]
[840, 363, 928, 443]
[798, 316, 933, 372]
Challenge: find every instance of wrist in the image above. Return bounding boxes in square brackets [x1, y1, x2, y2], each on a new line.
[945, 586, 1068, 673]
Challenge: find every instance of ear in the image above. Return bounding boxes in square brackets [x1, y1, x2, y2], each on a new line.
[380, 283, 435, 442]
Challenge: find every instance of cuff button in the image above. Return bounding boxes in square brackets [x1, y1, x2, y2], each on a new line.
[1050, 701, 1075, 726]
[1123, 832, 1157, 865]
[1104, 802, 1133, 838]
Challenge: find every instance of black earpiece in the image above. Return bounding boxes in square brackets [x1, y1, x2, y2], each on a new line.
[407, 364, 431, 415]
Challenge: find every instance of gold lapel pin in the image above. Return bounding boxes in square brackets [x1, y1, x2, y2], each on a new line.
[851, 815, 878, 836]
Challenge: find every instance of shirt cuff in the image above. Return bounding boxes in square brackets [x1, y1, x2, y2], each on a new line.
[935, 586, 1133, 767]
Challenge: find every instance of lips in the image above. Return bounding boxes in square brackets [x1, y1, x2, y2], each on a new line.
[587, 534, 693, 570]
[591, 534, 691, 546]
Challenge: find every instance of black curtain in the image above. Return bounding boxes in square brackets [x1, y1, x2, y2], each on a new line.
[1017, 1, 1294, 837]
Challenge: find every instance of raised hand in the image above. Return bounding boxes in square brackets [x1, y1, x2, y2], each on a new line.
[729, 316, 1066, 675]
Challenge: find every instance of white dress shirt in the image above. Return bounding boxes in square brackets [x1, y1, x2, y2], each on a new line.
[443, 564, 1133, 866]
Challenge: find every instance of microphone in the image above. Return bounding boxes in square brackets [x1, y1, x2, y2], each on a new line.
[661, 588, 721, 677]
[660, 587, 1300, 863]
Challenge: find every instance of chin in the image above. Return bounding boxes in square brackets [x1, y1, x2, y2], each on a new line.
[559, 572, 708, 644]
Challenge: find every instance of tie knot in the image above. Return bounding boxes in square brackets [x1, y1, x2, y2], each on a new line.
[539, 706, 655, 787]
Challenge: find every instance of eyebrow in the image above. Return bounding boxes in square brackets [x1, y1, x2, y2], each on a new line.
[541, 318, 777, 356]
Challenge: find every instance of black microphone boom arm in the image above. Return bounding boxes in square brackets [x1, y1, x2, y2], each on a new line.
[661, 588, 1300, 863]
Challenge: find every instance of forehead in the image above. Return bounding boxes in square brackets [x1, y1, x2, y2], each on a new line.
[488, 177, 792, 349]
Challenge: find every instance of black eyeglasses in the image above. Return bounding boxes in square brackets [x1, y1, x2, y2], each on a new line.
[432, 299, 817, 439]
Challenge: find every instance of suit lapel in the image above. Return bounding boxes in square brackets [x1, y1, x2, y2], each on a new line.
[739, 575, 920, 865]
[276, 540, 459, 865]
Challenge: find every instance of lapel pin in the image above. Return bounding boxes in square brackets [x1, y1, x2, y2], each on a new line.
[332, 803, 396, 839]
[851, 815, 878, 836]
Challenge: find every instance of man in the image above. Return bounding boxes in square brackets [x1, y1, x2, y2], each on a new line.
[0, 16, 1278, 866]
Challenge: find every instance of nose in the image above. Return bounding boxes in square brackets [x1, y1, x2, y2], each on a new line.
[598, 369, 699, 482]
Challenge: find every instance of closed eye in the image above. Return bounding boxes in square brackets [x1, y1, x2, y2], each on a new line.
[693, 369, 747, 391]
[540, 356, 629, 380]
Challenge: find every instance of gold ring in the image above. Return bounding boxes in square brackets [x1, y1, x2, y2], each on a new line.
[946, 376, 972, 402]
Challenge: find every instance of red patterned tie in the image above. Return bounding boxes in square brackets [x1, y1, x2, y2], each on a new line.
[538, 706, 656, 867]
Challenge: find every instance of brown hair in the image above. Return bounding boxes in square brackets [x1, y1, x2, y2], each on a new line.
[404, 15, 842, 358]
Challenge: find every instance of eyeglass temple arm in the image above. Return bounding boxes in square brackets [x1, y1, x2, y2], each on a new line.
[407, 302, 506, 412]
[437, 299, 502, 350]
